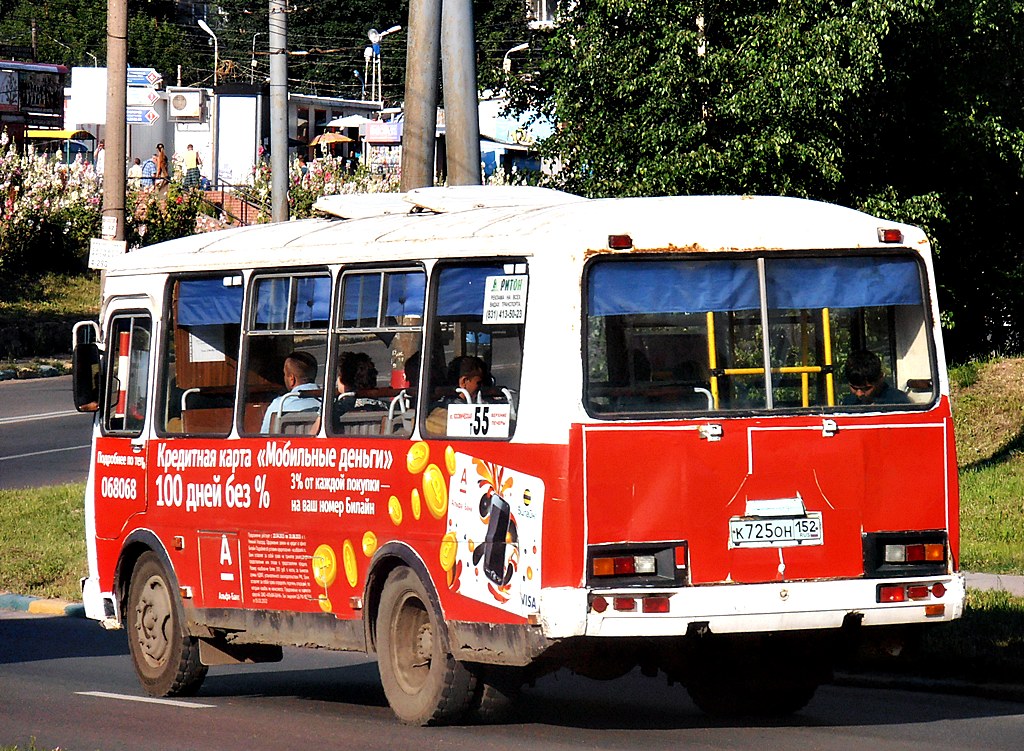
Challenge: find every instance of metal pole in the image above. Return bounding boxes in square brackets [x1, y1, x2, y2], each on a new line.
[400, 0, 441, 192]
[102, 0, 127, 242]
[269, 0, 289, 222]
[441, 0, 481, 185]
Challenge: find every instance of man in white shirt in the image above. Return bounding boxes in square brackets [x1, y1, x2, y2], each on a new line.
[261, 351, 321, 433]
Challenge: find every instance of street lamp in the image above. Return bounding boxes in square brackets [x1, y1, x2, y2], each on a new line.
[502, 42, 529, 74]
[251, 32, 263, 84]
[197, 18, 219, 86]
[367, 25, 401, 102]
[354, 69, 366, 99]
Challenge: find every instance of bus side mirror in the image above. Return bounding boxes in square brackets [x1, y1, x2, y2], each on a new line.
[73, 341, 101, 413]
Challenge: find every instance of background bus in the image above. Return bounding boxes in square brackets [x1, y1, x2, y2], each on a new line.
[73, 186, 963, 723]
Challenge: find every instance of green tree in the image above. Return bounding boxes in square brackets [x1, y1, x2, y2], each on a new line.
[512, 0, 934, 199]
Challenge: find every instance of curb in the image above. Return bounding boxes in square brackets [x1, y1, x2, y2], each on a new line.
[0, 592, 85, 618]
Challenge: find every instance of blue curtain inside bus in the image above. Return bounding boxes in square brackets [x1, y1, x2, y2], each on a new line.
[588, 256, 923, 317]
[293, 276, 331, 326]
[765, 257, 923, 309]
[436, 266, 506, 317]
[385, 272, 425, 319]
[588, 260, 759, 316]
[178, 278, 243, 326]
[341, 274, 382, 327]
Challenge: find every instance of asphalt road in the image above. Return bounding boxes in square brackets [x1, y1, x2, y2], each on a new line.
[3, 612, 1024, 751]
[0, 375, 94, 489]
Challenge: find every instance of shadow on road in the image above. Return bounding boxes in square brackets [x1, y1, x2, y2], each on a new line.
[4, 615, 1022, 731]
[0, 614, 125, 664]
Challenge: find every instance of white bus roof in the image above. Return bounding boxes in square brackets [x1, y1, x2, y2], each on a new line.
[105, 187, 927, 276]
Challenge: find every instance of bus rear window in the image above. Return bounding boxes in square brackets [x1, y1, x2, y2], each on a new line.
[585, 255, 936, 416]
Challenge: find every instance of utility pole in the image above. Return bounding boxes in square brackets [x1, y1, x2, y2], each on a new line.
[400, 0, 441, 191]
[269, 0, 289, 222]
[441, 0, 481, 186]
[102, 0, 127, 242]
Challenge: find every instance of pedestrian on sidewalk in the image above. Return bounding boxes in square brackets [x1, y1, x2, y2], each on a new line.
[182, 144, 202, 189]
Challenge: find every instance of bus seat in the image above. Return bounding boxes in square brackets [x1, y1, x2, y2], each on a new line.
[274, 409, 320, 435]
[337, 410, 389, 436]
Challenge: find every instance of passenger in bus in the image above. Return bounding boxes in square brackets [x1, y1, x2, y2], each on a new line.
[326, 351, 387, 432]
[842, 350, 911, 406]
[425, 356, 489, 434]
[261, 351, 322, 432]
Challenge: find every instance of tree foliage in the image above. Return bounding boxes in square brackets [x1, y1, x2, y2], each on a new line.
[510, 0, 1024, 360]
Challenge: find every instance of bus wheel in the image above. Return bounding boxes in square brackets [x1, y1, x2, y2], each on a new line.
[126, 552, 208, 697]
[376, 566, 476, 725]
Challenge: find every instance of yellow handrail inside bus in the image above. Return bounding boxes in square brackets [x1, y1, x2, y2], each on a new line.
[706, 311, 719, 409]
[822, 307, 835, 406]
[705, 308, 836, 410]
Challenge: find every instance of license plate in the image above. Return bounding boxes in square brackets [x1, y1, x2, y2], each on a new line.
[728, 512, 823, 548]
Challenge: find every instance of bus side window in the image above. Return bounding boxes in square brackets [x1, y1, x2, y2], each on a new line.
[423, 262, 526, 440]
[329, 268, 425, 438]
[242, 272, 330, 435]
[104, 314, 152, 435]
[159, 275, 244, 436]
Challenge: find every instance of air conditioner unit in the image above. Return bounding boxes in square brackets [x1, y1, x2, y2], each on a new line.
[167, 88, 205, 120]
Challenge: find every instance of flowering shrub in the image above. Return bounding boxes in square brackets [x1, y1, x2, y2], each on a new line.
[0, 131, 102, 286]
[125, 182, 204, 248]
[248, 154, 401, 221]
[0, 130, 209, 292]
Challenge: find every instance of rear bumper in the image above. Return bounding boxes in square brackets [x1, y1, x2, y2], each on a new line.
[542, 574, 965, 639]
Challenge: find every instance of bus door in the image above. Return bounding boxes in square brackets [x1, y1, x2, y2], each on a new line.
[94, 307, 153, 539]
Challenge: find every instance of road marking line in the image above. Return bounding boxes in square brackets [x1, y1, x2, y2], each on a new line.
[0, 445, 91, 462]
[0, 410, 84, 425]
[76, 691, 216, 709]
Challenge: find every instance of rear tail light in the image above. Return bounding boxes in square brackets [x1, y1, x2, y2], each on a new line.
[883, 542, 945, 564]
[879, 585, 906, 603]
[877, 582, 948, 604]
[642, 595, 670, 613]
[592, 554, 658, 578]
[589, 594, 672, 614]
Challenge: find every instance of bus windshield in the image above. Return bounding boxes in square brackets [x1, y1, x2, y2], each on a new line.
[585, 254, 936, 415]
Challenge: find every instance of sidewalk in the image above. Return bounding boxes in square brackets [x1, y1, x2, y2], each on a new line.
[963, 571, 1024, 597]
[0, 591, 85, 617]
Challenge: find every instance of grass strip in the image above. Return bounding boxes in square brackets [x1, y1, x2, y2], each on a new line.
[0, 483, 88, 602]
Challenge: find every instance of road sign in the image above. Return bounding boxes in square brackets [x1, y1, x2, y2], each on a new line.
[126, 107, 160, 125]
[126, 87, 159, 107]
[126, 67, 162, 87]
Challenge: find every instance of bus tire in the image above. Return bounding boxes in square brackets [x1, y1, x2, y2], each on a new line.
[376, 566, 476, 725]
[126, 551, 208, 697]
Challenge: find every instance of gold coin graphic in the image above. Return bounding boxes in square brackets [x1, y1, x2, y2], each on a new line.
[312, 544, 337, 588]
[411, 488, 422, 521]
[444, 445, 457, 475]
[362, 530, 378, 557]
[439, 531, 458, 572]
[422, 463, 448, 520]
[343, 539, 358, 587]
[318, 594, 333, 613]
[407, 441, 430, 474]
[388, 495, 403, 526]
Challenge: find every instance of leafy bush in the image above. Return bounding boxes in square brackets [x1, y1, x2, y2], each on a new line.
[248, 153, 401, 221]
[0, 132, 101, 293]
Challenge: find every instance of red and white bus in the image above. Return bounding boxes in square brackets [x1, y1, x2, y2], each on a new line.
[73, 186, 963, 723]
